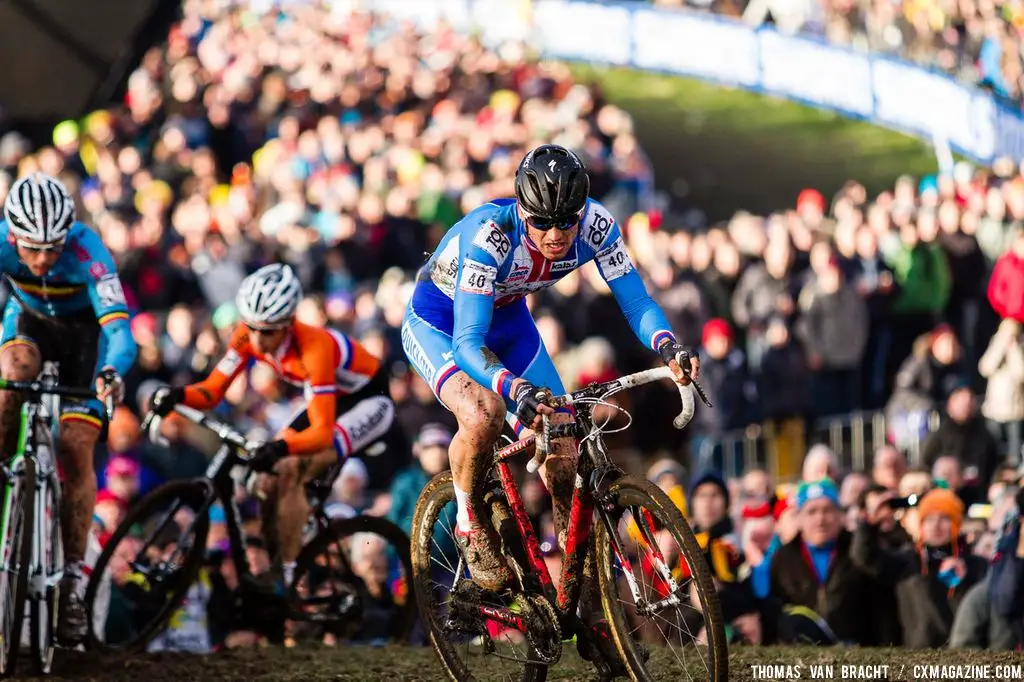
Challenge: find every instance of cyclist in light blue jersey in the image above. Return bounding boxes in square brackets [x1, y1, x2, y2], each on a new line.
[401, 145, 700, 596]
[0, 172, 137, 644]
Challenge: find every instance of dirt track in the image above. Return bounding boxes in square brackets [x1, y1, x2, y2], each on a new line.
[19, 645, 1024, 681]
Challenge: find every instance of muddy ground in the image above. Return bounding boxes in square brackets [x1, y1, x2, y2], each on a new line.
[17, 645, 1024, 681]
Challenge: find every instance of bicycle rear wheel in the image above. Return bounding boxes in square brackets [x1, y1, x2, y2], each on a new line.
[594, 475, 728, 682]
[30, 466, 61, 675]
[410, 471, 547, 682]
[0, 456, 34, 678]
[290, 515, 415, 644]
[84, 479, 211, 653]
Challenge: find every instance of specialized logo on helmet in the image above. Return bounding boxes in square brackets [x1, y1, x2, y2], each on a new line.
[548, 160, 558, 172]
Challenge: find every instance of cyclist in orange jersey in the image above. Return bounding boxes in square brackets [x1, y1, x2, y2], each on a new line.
[150, 264, 399, 587]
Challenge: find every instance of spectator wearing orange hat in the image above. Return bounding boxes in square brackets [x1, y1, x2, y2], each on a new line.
[855, 487, 987, 648]
[692, 318, 758, 471]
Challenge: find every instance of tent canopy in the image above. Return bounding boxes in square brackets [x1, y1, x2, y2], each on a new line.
[0, 0, 164, 124]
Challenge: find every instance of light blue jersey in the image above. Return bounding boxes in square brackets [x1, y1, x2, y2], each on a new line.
[402, 197, 676, 428]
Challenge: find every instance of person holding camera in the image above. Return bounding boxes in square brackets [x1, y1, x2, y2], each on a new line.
[853, 487, 988, 647]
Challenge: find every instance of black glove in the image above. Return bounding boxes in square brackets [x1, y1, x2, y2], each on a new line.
[249, 439, 289, 473]
[658, 340, 693, 375]
[150, 386, 185, 417]
[97, 367, 125, 404]
[513, 381, 551, 426]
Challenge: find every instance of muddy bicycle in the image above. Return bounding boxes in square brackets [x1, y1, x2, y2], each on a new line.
[84, 403, 415, 652]
[411, 365, 728, 682]
[0, 363, 113, 678]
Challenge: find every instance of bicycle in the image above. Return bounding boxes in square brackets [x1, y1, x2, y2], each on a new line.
[83, 403, 415, 653]
[411, 365, 728, 682]
[0, 362, 113, 677]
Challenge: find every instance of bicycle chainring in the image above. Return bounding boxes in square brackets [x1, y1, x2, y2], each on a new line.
[522, 594, 561, 665]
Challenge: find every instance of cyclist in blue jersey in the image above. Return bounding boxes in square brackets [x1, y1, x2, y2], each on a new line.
[0, 173, 137, 644]
[402, 145, 699, 598]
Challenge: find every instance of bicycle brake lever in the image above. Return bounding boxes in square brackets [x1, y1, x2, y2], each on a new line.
[689, 377, 713, 408]
[526, 413, 550, 474]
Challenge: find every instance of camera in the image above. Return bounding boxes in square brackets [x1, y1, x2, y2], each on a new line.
[883, 493, 919, 510]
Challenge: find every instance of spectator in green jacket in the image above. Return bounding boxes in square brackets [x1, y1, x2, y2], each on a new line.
[880, 212, 952, 381]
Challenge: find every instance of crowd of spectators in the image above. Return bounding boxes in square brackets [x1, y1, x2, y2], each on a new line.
[646, 0, 1024, 107]
[2, 0, 1024, 652]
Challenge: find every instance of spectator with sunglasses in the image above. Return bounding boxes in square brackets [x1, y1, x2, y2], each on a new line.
[150, 263, 402, 600]
[401, 143, 699, 673]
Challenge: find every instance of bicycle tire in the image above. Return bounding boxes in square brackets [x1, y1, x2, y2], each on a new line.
[410, 471, 547, 682]
[30, 465, 60, 675]
[594, 475, 728, 682]
[84, 479, 211, 654]
[291, 514, 416, 642]
[0, 456, 35, 679]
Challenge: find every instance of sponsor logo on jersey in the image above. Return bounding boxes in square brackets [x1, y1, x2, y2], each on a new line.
[95, 274, 126, 307]
[471, 220, 512, 263]
[401, 321, 436, 378]
[583, 204, 615, 249]
[506, 263, 531, 282]
[89, 261, 108, 279]
[550, 258, 577, 274]
[458, 259, 496, 296]
[216, 349, 243, 376]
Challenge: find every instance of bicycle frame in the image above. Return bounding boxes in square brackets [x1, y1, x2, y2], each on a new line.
[462, 367, 698, 638]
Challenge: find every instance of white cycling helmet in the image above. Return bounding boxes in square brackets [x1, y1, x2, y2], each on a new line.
[4, 172, 76, 244]
[236, 263, 302, 328]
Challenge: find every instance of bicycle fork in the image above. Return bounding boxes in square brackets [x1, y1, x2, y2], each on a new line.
[28, 469, 61, 601]
[595, 502, 684, 618]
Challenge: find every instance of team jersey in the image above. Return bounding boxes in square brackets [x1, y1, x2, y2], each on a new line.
[0, 220, 136, 376]
[182, 321, 380, 455]
[409, 198, 676, 398]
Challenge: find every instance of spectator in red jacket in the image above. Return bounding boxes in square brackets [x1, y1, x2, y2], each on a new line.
[988, 232, 1024, 323]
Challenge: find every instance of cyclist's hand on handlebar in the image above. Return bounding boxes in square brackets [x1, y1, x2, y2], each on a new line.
[249, 439, 289, 473]
[95, 367, 126, 404]
[150, 386, 185, 417]
[658, 340, 700, 385]
[512, 379, 554, 430]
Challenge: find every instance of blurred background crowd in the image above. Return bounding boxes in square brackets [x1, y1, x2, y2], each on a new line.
[2, 0, 1024, 653]
[648, 0, 1024, 106]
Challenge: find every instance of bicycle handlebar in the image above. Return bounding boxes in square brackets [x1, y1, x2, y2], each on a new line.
[0, 378, 115, 420]
[526, 365, 706, 474]
[141, 404, 254, 452]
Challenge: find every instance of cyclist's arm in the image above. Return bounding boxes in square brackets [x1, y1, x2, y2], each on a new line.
[594, 224, 677, 352]
[279, 332, 337, 455]
[81, 232, 137, 376]
[182, 326, 250, 409]
[451, 224, 516, 400]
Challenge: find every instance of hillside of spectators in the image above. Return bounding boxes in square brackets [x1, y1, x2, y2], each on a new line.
[644, 0, 1024, 107]
[1, 0, 1024, 653]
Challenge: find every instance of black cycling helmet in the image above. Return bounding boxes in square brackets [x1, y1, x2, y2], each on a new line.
[515, 144, 590, 225]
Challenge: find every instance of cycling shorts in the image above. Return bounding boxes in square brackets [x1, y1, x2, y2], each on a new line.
[401, 297, 566, 433]
[282, 369, 404, 489]
[0, 299, 105, 427]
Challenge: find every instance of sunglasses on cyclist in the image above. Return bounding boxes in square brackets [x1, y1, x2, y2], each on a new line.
[523, 210, 583, 232]
[16, 240, 63, 254]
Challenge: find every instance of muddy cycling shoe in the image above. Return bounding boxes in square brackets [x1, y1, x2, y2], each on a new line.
[455, 522, 512, 592]
[56, 576, 88, 646]
[577, 618, 635, 681]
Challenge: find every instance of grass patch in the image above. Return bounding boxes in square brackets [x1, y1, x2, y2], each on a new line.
[572, 64, 942, 220]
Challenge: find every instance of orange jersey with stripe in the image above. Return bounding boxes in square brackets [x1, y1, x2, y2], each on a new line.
[182, 322, 381, 455]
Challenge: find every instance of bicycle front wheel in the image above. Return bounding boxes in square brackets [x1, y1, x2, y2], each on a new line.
[594, 475, 728, 682]
[30, 466, 61, 675]
[0, 456, 35, 678]
[85, 478, 211, 653]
